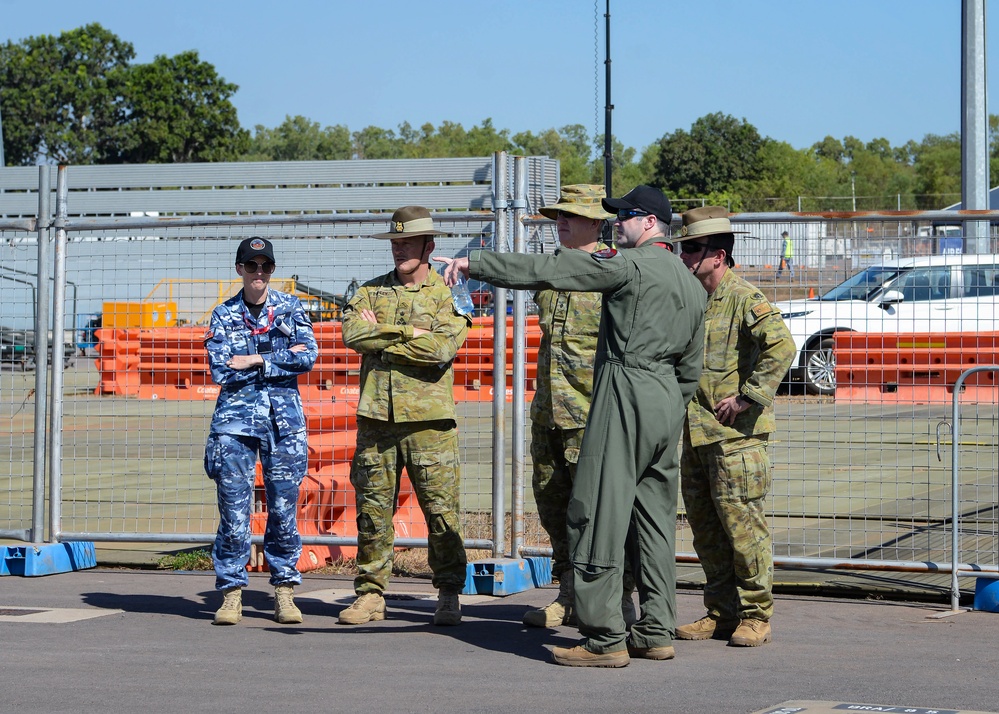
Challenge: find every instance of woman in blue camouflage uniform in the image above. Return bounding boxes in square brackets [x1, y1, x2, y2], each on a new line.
[203, 237, 318, 626]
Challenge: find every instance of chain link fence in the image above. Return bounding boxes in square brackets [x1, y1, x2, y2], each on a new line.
[2, 161, 997, 602]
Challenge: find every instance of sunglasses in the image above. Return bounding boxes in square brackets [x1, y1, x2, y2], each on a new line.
[241, 260, 276, 274]
[679, 242, 713, 254]
[616, 209, 649, 221]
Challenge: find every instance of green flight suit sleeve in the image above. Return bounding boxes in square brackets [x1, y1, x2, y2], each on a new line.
[470, 248, 632, 293]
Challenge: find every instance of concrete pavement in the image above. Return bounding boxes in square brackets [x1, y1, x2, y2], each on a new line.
[2, 567, 998, 714]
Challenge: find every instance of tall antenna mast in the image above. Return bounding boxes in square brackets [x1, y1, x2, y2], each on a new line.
[603, 0, 612, 195]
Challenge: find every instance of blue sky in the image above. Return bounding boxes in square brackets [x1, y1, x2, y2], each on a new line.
[1, 0, 994, 155]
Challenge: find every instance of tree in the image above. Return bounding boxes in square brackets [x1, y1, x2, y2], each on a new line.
[512, 124, 592, 184]
[0, 23, 134, 164]
[352, 125, 405, 159]
[245, 115, 351, 161]
[912, 133, 961, 208]
[116, 50, 249, 163]
[1, 25, 249, 165]
[652, 112, 767, 197]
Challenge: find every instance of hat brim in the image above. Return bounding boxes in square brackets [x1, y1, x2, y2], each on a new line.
[601, 197, 636, 213]
[673, 229, 749, 242]
[370, 229, 446, 240]
[539, 204, 613, 220]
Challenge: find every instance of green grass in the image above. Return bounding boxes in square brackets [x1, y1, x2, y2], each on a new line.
[158, 548, 213, 571]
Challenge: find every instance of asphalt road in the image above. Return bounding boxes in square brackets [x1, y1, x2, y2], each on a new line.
[1, 568, 998, 714]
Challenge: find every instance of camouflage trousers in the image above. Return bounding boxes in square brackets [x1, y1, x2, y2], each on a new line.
[204, 430, 307, 590]
[531, 423, 585, 579]
[532, 422, 636, 591]
[351, 417, 466, 593]
[680, 435, 773, 622]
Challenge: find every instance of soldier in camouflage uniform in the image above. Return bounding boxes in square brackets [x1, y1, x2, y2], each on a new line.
[203, 237, 318, 626]
[437, 185, 706, 668]
[522, 185, 638, 629]
[675, 206, 796, 647]
[338, 205, 471, 627]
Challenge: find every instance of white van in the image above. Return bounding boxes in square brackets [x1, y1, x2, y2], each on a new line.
[776, 254, 999, 394]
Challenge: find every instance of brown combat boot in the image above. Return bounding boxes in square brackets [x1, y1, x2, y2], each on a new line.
[675, 615, 739, 641]
[337, 592, 386, 625]
[433, 586, 462, 626]
[551, 644, 630, 668]
[523, 575, 574, 628]
[273, 584, 303, 624]
[626, 643, 676, 660]
[212, 587, 242, 626]
[729, 618, 772, 647]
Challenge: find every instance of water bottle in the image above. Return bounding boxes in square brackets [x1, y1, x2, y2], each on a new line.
[450, 274, 475, 315]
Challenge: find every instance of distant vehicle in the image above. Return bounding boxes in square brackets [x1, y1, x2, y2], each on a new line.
[0, 327, 32, 370]
[776, 254, 999, 395]
[0, 326, 76, 370]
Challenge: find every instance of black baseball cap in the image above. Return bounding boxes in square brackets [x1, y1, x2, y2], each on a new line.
[602, 185, 672, 224]
[235, 237, 276, 265]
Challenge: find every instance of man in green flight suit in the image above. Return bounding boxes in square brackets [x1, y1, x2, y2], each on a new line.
[338, 205, 472, 627]
[437, 185, 706, 667]
[520, 184, 639, 629]
[674, 206, 796, 648]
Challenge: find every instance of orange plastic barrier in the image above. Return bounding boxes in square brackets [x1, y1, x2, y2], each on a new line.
[834, 331, 999, 404]
[94, 328, 142, 396]
[94, 315, 544, 403]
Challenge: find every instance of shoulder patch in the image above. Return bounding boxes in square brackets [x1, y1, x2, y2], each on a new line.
[750, 302, 773, 319]
[591, 248, 619, 261]
[202, 329, 214, 343]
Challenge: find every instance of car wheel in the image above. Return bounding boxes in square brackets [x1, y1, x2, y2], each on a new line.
[803, 337, 837, 396]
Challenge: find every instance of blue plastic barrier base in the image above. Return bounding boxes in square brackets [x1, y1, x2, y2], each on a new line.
[462, 556, 553, 596]
[0, 542, 97, 577]
[973, 577, 999, 612]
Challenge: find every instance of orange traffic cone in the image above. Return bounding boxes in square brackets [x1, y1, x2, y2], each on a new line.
[808, 287, 816, 299]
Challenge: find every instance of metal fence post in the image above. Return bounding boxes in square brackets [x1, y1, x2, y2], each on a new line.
[47, 166, 69, 542]
[510, 156, 528, 559]
[30, 166, 51, 542]
[491, 151, 508, 558]
[948, 365, 999, 611]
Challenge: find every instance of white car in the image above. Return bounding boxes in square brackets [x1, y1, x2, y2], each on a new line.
[776, 254, 999, 395]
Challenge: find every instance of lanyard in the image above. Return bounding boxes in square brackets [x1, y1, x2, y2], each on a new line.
[243, 305, 274, 336]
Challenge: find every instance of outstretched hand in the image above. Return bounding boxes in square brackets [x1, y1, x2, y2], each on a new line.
[432, 256, 470, 287]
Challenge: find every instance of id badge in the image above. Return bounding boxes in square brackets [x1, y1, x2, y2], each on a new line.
[256, 335, 272, 354]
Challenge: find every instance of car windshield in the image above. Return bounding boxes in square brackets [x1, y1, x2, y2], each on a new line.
[818, 266, 905, 301]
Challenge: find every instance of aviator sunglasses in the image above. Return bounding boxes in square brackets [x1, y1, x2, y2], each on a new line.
[616, 209, 650, 221]
[240, 260, 276, 274]
[679, 242, 713, 254]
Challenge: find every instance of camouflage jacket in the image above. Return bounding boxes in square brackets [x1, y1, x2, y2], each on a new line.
[531, 244, 607, 429]
[341, 268, 470, 423]
[205, 288, 318, 438]
[686, 269, 795, 447]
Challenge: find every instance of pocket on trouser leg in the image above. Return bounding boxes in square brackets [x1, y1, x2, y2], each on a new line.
[204, 435, 223, 482]
[739, 446, 771, 502]
[351, 452, 384, 497]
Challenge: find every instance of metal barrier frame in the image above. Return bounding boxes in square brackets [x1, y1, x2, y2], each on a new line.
[3, 156, 998, 599]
